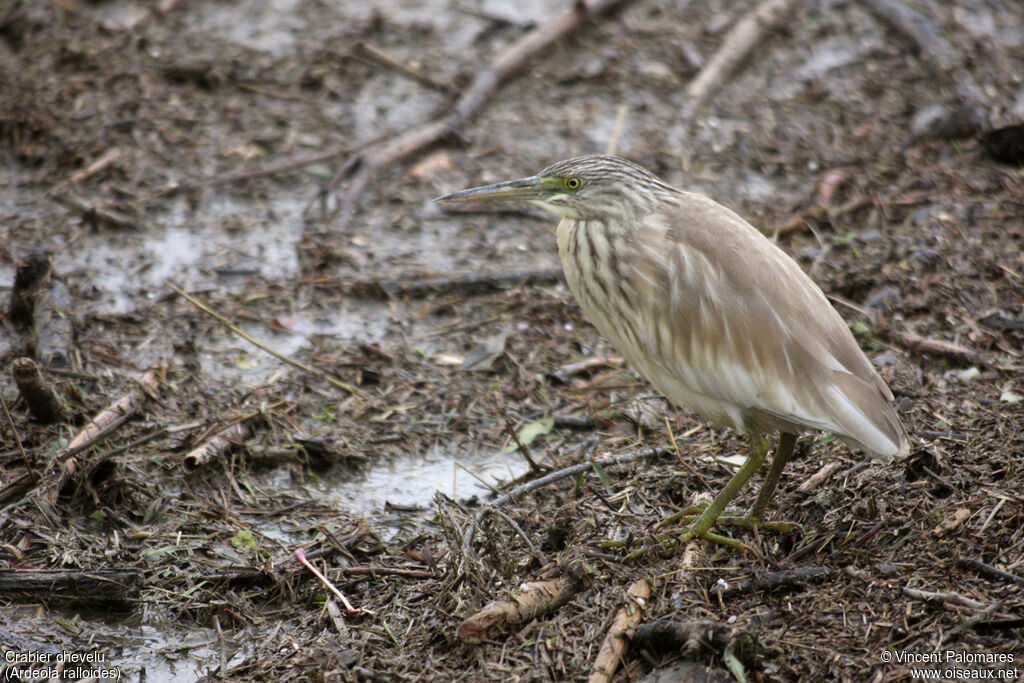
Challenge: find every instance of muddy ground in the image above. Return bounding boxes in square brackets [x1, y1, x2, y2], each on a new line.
[1, 0, 1023, 680]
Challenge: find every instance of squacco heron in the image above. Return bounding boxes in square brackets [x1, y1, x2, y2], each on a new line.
[436, 155, 909, 549]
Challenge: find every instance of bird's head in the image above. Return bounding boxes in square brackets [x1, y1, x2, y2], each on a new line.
[435, 154, 674, 222]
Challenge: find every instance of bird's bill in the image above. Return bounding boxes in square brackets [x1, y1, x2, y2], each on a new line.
[434, 176, 551, 204]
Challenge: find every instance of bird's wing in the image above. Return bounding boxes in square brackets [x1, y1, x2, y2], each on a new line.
[622, 192, 907, 457]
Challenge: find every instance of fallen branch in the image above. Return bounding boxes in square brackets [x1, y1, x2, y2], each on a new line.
[796, 461, 843, 493]
[588, 578, 652, 683]
[902, 586, 989, 611]
[59, 366, 162, 466]
[168, 281, 364, 397]
[7, 251, 51, 328]
[632, 617, 757, 675]
[49, 191, 136, 230]
[154, 129, 397, 197]
[718, 566, 831, 598]
[956, 558, 1024, 587]
[0, 394, 36, 483]
[0, 568, 139, 609]
[684, 0, 800, 112]
[892, 329, 982, 365]
[182, 417, 257, 472]
[351, 41, 456, 94]
[330, 0, 637, 229]
[462, 448, 671, 558]
[505, 418, 542, 473]
[932, 507, 971, 537]
[861, 0, 959, 72]
[315, 267, 563, 300]
[11, 357, 65, 424]
[457, 563, 587, 643]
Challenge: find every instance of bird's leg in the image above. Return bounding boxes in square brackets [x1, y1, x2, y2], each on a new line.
[669, 432, 800, 534]
[746, 431, 797, 523]
[643, 432, 771, 552]
[685, 431, 768, 536]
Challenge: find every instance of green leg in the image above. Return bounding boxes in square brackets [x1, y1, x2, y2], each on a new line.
[665, 431, 799, 534]
[688, 431, 769, 536]
[606, 432, 796, 557]
[747, 431, 796, 522]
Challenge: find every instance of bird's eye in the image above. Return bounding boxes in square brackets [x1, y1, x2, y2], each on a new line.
[565, 177, 582, 190]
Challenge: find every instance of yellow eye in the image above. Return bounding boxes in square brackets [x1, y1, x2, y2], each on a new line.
[565, 177, 582, 190]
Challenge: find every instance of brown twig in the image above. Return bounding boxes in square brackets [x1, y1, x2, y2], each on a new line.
[481, 505, 549, 565]
[49, 191, 136, 230]
[893, 329, 982, 365]
[932, 507, 971, 537]
[68, 147, 123, 184]
[154, 127, 399, 198]
[796, 461, 843, 493]
[457, 564, 587, 643]
[336, 565, 436, 580]
[901, 586, 989, 611]
[11, 357, 65, 424]
[0, 394, 36, 482]
[167, 280, 364, 397]
[683, 0, 800, 113]
[7, 251, 51, 329]
[0, 568, 139, 609]
[461, 448, 671, 558]
[505, 418, 542, 473]
[351, 42, 456, 94]
[330, 0, 636, 229]
[956, 558, 1024, 587]
[58, 366, 162, 466]
[718, 566, 832, 598]
[314, 267, 564, 300]
[588, 578, 652, 683]
[181, 417, 257, 472]
[861, 0, 959, 72]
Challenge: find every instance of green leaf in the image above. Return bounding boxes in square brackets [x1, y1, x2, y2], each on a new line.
[231, 529, 256, 550]
[503, 416, 555, 453]
[591, 461, 613, 492]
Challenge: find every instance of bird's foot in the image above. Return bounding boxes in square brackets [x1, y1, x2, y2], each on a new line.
[660, 505, 800, 535]
[602, 524, 754, 557]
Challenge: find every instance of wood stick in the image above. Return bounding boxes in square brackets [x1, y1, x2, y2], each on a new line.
[7, 251, 51, 329]
[718, 566, 831, 598]
[314, 267, 563, 300]
[684, 0, 800, 112]
[11, 357, 65, 424]
[0, 568, 139, 608]
[59, 366, 162, 464]
[956, 558, 1024, 587]
[902, 586, 989, 611]
[181, 418, 255, 472]
[796, 461, 843, 493]
[154, 129, 396, 197]
[49, 191, 136, 230]
[457, 564, 586, 643]
[332, 0, 636, 229]
[168, 280, 364, 397]
[0, 394, 36, 482]
[893, 329, 981, 365]
[351, 41, 456, 94]
[861, 0, 959, 72]
[588, 578, 652, 683]
[932, 507, 971, 537]
[461, 448, 671, 558]
[504, 418, 542, 473]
